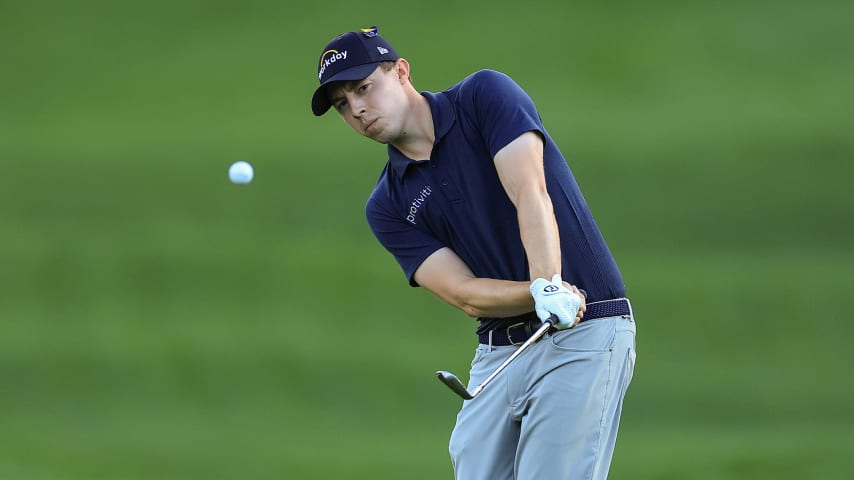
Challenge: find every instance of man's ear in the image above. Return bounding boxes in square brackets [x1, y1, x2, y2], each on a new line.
[395, 58, 411, 84]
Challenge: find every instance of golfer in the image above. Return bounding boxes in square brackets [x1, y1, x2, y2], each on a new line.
[311, 26, 637, 480]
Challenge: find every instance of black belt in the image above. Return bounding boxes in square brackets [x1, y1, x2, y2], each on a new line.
[479, 298, 632, 347]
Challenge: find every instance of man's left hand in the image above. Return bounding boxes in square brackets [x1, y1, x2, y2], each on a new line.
[530, 274, 586, 329]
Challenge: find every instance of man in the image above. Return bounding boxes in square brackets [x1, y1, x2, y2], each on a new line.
[311, 26, 637, 480]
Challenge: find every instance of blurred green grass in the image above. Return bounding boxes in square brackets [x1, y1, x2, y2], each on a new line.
[2, 0, 853, 478]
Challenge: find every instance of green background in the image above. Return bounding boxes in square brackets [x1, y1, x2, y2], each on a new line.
[2, 0, 852, 478]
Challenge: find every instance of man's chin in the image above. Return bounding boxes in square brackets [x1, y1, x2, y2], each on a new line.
[365, 131, 390, 144]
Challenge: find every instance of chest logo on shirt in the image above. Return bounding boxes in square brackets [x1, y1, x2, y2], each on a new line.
[406, 186, 433, 225]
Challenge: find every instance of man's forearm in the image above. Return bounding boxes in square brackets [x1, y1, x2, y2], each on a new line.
[516, 187, 562, 281]
[454, 277, 535, 318]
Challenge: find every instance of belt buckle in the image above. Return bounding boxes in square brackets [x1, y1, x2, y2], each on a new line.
[505, 322, 527, 346]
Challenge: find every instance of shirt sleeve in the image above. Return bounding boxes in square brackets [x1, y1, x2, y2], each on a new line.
[461, 70, 546, 157]
[366, 194, 446, 287]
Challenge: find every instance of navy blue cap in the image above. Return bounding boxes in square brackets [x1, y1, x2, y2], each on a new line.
[311, 26, 400, 116]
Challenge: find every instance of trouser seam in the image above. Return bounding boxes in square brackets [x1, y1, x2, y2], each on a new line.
[586, 344, 614, 480]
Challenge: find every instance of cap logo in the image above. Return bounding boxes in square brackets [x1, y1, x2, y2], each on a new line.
[361, 26, 378, 38]
[318, 49, 348, 80]
[377, 46, 389, 55]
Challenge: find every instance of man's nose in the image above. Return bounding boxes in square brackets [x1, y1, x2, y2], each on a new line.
[349, 97, 366, 117]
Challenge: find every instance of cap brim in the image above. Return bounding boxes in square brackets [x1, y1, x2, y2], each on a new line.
[311, 63, 383, 116]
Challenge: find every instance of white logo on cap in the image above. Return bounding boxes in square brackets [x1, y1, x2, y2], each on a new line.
[377, 46, 389, 55]
[318, 49, 348, 80]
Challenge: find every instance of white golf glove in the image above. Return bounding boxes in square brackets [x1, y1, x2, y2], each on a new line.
[530, 274, 583, 329]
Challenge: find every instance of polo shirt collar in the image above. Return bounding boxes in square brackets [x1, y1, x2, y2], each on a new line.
[388, 91, 457, 178]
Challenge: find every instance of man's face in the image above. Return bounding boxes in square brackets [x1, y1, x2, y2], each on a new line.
[327, 62, 407, 144]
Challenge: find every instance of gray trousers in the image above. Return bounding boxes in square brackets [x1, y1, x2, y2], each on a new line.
[449, 311, 637, 480]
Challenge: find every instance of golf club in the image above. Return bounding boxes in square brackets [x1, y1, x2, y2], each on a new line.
[436, 315, 557, 400]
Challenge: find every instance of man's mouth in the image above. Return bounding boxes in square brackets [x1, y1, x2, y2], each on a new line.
[364, 119, 378, 134]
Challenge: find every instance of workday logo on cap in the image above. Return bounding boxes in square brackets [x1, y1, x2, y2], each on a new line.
[318, 49, 348, 81]
[311, 25, 400, 116]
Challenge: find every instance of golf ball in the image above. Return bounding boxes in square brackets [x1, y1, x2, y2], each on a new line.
[228, 161, 254, 184]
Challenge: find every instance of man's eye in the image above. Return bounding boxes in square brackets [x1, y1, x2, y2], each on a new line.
[358, 84, 369, 93]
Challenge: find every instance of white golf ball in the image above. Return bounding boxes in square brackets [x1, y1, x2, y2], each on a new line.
[228, 161, 254, 184]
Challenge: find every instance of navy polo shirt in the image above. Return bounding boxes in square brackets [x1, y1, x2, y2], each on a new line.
[365, 70, 625, 332]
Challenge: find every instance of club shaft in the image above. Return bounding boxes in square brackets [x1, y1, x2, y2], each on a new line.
[468, 319, 554, 398]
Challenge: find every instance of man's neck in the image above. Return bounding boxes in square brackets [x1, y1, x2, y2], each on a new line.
[391, 93, 435, 161]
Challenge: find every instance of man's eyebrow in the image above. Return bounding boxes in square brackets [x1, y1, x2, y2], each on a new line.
[329, 91, 344, 105]
[328, 80, 362, 102]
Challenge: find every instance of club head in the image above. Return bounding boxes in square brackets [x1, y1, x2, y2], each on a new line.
[436, 370, 474, 400]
